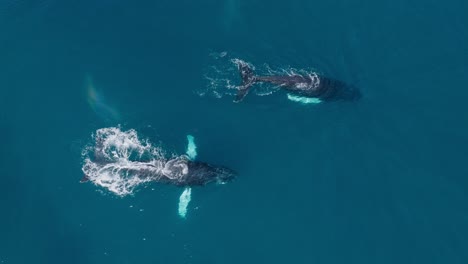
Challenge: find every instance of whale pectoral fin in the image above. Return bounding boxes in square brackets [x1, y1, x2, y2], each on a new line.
[178, 187, 192, 219]
[186, 135, 197, 160]
[287, 94, 322, 104]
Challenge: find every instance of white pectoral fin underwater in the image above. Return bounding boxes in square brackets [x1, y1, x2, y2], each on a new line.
[178, 187, 192, 218]
[186, 134, 197, 160]
[178, 134, 197, 219]
[287, 94, 322, 104]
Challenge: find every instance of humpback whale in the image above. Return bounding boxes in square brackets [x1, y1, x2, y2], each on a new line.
[80, 155, 235, 187]
[233, 60, 361, 103]
[81, 128, 236, 218]
[80, 135, 236, 187]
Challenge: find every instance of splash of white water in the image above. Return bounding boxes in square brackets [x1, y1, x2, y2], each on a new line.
[81, 127, 166, 196]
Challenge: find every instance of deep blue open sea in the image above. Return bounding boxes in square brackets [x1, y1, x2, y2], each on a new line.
[1, 0, 468, 263]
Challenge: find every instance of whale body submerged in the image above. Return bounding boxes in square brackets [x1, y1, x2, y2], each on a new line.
[233, 60, 361, 103]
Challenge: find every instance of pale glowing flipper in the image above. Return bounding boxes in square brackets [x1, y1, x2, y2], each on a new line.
[178, 187, 192, 218]
[186, 135, 197, 160]
[287, 94, 322, 104]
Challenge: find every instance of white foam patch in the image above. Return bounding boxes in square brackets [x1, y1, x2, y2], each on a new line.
[178, 187, 192, 218]
[81, 127, 166, 196]
[186, 135, 197, 160]
[287, 94, 322, 104]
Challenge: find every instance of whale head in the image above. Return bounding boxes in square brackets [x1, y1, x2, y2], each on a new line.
[212, 166, 237, 185]
[181, 161, 236, 186]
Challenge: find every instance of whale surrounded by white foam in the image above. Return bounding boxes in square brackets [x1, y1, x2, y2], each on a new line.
[81, 127, 165, 196]
[81, 127, 233, 219]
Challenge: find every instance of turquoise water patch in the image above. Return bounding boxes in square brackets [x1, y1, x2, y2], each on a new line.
[1, 0, 468, 263]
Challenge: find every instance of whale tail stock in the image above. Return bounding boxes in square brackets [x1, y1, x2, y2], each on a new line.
[234, 61, 256, 103]
[80, 174, 90, 183]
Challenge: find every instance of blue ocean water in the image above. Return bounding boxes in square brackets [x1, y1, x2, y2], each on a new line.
[1, 0, 468, 263]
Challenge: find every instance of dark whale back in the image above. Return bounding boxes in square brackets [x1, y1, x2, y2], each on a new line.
[234, 62, 256, 102]
[178, 161, 236, 186]
[233, 60, 362, 102]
